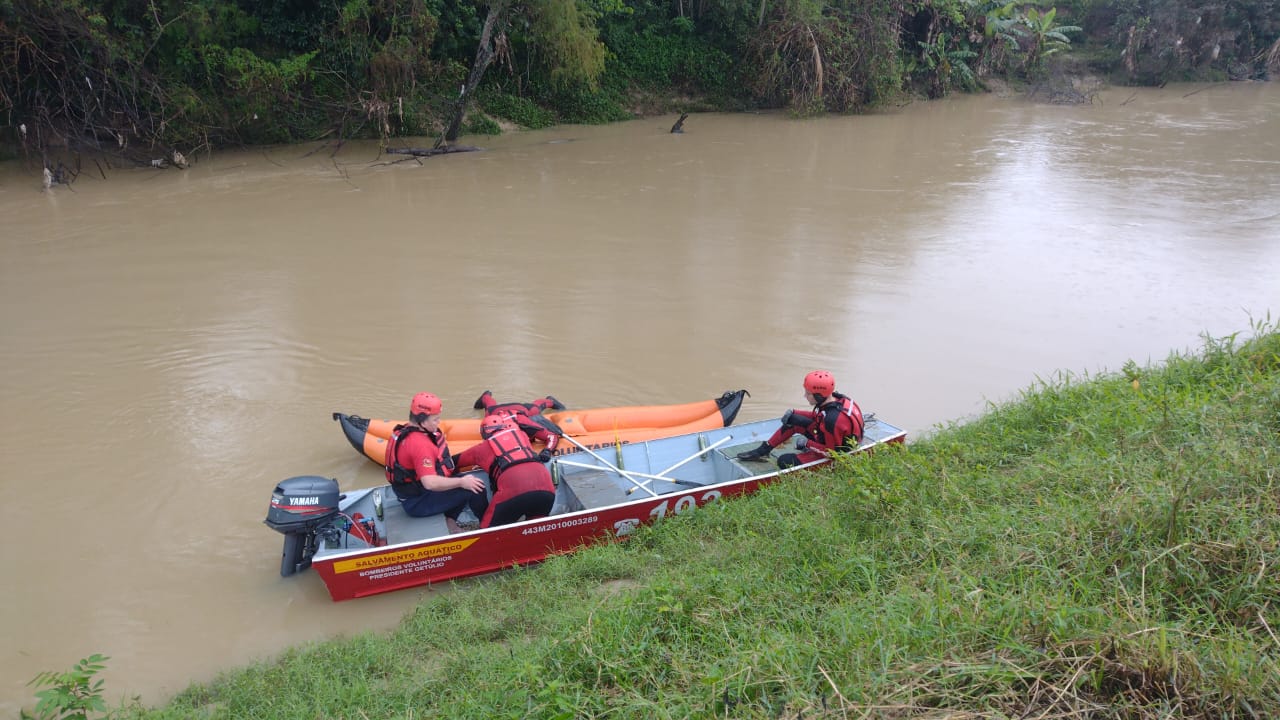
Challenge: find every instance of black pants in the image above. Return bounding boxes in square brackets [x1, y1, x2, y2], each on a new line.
[483, 490, 555, 528]
[399, 478, 489, 520]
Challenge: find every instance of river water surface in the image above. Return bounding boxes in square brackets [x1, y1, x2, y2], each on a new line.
[1, 83, 1278, 714]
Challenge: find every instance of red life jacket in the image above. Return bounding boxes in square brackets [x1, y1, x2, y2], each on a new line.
[483, 425, 541, 479]
[384, 424, 455, 498]
[814, 393, 864, 449]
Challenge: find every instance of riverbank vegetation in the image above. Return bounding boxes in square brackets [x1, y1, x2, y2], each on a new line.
[3, 0, 1279, 167]
[30, 321, 1274, 718]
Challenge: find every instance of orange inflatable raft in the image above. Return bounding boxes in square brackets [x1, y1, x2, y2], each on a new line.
[333, 389, 750, 466]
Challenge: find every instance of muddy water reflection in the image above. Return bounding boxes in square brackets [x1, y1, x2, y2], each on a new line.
[2, 83, 1278, 713]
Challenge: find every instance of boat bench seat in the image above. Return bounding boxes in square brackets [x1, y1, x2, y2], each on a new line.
[382, 500, 451, 544]
[555, 469, 633, 509]
[550, 479, 585, 515]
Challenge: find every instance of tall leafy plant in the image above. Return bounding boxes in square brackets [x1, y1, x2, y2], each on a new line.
[911, 31, 978, 95]
[23, 654, 110, 720]
[1020, 6, 1081, 72]
[977, 0, 1025, 75]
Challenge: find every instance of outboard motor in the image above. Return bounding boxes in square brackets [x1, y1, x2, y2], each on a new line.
[264, 476, 340, 577]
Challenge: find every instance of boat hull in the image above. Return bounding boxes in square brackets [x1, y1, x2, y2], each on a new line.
[311, 484, 752, 600]
[304, 415, 906, 601]
[333, 389, 749, 466]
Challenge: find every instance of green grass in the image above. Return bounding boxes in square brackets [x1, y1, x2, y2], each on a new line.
[106, 322, 1279, 719]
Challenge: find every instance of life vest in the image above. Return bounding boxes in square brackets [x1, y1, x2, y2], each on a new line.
[384, 424, 455, 498]
[483, 425, 541, 479]
[814, 393, 864, 449]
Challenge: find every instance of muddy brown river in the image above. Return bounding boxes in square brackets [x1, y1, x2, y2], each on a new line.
[1, 82, 1277, 714]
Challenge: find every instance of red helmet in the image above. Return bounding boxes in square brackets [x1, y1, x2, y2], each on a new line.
[803, 370, 835, 396]
[480, 413, 515, 438]
[410, 392, 442, 419]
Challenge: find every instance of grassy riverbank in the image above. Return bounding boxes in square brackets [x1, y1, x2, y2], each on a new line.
[115, 326, 1278, 719]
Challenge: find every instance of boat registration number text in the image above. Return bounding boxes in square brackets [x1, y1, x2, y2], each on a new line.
[615, 490, 723, 535]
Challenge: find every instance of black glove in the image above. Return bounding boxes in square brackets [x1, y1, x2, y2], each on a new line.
[781, 409, 808, 428]
[736, 442, 772, 461]
[538, 449, 553, 463]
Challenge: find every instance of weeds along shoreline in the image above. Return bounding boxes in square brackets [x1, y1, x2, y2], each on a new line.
[35, 322, 1280, 719]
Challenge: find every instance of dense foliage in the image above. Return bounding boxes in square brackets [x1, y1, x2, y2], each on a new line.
[2, 0, 1278, 158]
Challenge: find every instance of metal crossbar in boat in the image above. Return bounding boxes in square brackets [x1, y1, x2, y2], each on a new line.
[555, 434, 734, 497]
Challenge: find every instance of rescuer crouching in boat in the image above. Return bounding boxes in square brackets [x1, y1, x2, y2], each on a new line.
[384, 392, 489, 533]
[736, 370, 865, 469]
[453, 414, 558, 528]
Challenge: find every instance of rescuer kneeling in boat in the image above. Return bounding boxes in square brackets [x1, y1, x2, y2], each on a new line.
[385, 392, 489, 532]
[736, 370, 865, 469]
[453, 414, 557, 528]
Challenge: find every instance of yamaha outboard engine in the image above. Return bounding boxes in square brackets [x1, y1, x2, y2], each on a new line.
[264, 476, 340, 577]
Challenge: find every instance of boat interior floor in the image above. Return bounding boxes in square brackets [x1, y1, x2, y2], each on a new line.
[378, 440, 794, 545]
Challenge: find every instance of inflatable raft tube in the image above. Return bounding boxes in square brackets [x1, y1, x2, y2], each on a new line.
[334, 389, 749, 465]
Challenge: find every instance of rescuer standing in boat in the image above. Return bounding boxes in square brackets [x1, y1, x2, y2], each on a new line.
[736, 370, 865, 469]
[473, 390, 566, 458]
[452, 414, 557, 528]
[384, 392, 489, 532]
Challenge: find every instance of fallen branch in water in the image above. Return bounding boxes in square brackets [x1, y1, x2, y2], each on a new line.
[386, 145, 481, 157]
